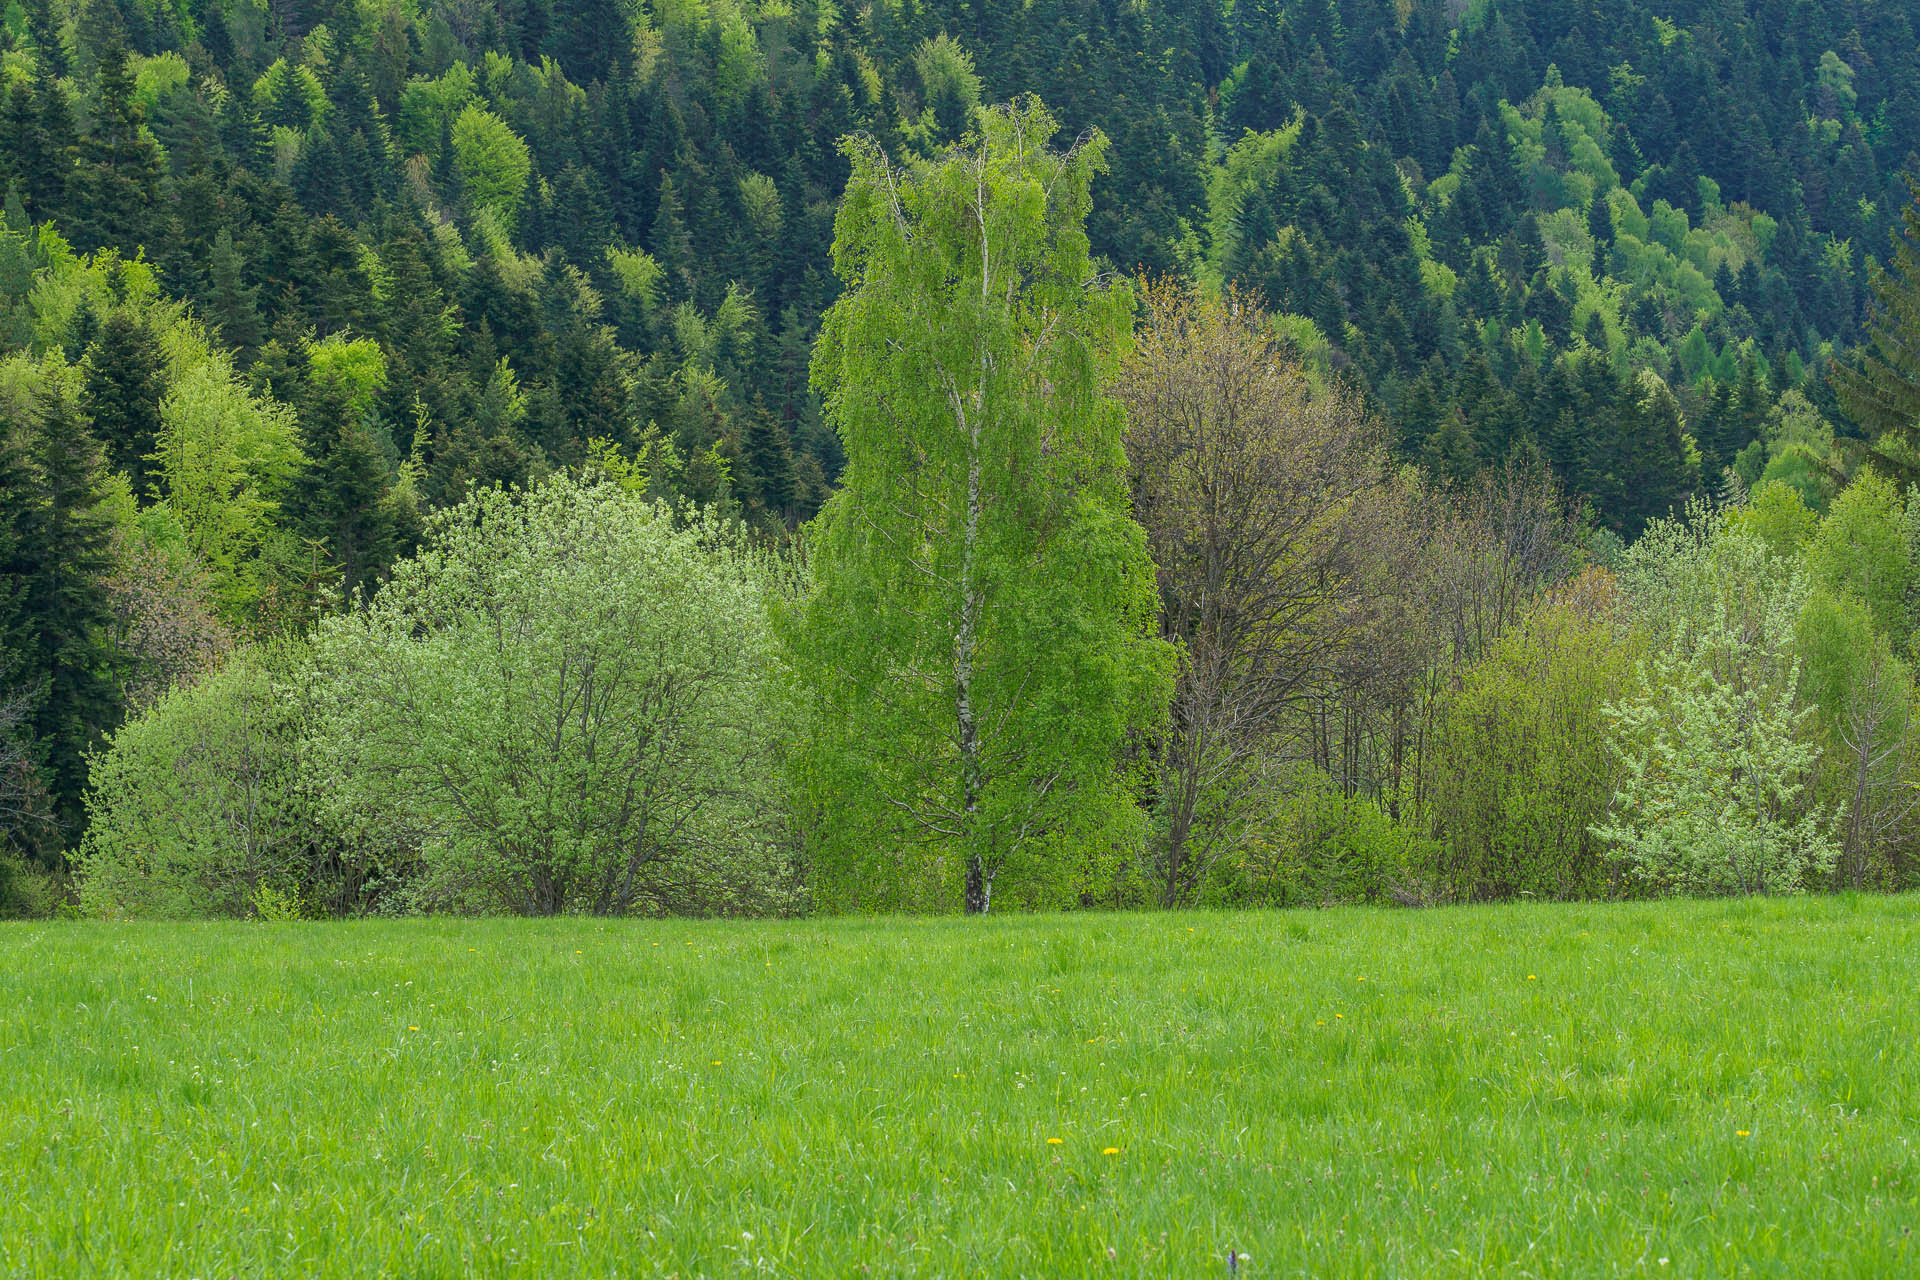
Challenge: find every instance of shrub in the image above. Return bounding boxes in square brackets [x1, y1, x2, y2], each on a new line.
[1424, 570, 1637, 900]
[1597, 506, 1839, 894]
[1201, 767, 1441, 908]
[77, 649, 318, 918]
[309, 471, 795, 916]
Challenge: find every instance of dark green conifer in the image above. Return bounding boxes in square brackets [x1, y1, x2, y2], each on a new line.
[80, 311, 167, 496]
[9, 385, 117, 852]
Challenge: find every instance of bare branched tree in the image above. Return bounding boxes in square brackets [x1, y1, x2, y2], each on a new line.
[1837, 645, 1920, 889]
[0, 692, 52, 863]
[1309, 458, 1581, 816]
[1116, 280, 1385, 905]
[103, 531, 233, 714]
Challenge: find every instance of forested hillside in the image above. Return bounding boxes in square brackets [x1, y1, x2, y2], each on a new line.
[6, 0, 1920, 910]
[2, 0, 1917, 527]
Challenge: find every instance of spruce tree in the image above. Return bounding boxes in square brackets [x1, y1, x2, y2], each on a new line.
[649, 172, 696, 302]
[81, 311, 167, 495]
[25, 61, 76, 219]
[1583, 311, 1608, 350]
[11, 384, 118, 851]
[1733, 357, 1770, 454]
[71, 35, 162, 252]
[0, 223, 33, 351]
[737, 398, 796, 525]
[295, 376, 402, 601]
[1695, 376, 1738, 478]
[0, 86, 39, 216]
[1587, 192, 1612, 249]
[205, 228, 266, 359]
[21, 0, 67, 78]
[0, 361, 53, 866]
[1835, 180, 1920, 477]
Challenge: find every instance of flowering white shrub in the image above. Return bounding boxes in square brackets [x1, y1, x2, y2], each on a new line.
[1596, 504, 1838, 894]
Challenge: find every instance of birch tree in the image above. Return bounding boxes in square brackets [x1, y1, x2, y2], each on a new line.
[784, 100, 1172, 914]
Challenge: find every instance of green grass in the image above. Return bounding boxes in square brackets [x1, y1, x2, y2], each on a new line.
[2, 897, 1916, 1277]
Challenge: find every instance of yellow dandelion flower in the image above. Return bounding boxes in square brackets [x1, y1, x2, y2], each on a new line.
[1046, 1137, 1064, 1145]
[712, 1060, 723, 1066]
[1527, 974, 1537, 980]
[1737, 1129, 1751, 1137]
[1102, 1147, 1119, 1155]
[409, 1025, 419, 1031]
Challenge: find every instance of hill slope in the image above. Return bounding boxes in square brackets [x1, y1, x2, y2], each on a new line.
[1, 0, 1916, 534]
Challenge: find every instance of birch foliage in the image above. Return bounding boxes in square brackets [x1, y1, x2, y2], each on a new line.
[783, 100, 1173, 914]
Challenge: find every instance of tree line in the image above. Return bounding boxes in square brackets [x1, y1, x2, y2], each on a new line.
[26, 101, 1920, 917]
[1, 0, 1917, 865]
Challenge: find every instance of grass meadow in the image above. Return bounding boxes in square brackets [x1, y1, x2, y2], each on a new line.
[2, 896, 1916, 1277]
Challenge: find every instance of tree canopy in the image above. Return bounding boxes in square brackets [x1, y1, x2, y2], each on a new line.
[784, 101, 1172, 914]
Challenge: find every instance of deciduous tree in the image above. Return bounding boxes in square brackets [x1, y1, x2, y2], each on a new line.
[77, 648, 316, 918]
[1425, 570, 1635, 900]
[1598, 507, 1838, 894]
[1114, 280, 1383, 906]
[311, 470, 791, 916]
[784, 100, 1173, 914]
